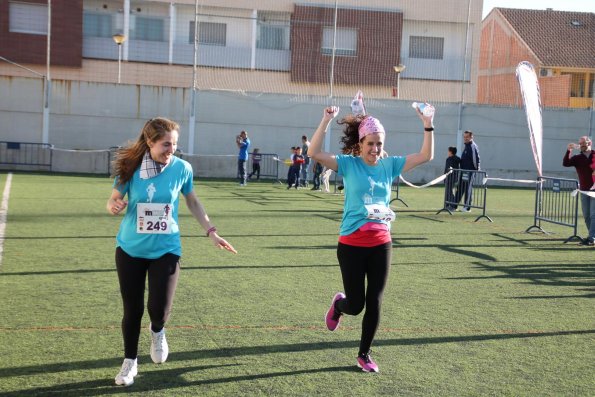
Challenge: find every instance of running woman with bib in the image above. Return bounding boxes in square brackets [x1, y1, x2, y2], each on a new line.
[309, 103, 434, 372]
[107, 117, 237, 386]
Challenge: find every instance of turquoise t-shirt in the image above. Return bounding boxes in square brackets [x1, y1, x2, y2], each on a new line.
[114, 156, 194, 259]
[336, 154, 406, 236]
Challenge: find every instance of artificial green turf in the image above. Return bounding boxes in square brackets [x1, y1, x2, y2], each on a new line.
[0, 173, 593, 396]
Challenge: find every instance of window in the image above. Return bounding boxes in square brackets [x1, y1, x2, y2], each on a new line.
[257, 12, 289, 50]
[322, 27, 357, 56]
[83, 13, 113, 38]
[562, 72, 586, 97]
[409, 36, 444, 60]
[9, 2, 48, 35]
[257, 25, 286, 50]
[589, 73, 594, 98]
[189, 22, 226, 46]
[132, 16, 164, 42]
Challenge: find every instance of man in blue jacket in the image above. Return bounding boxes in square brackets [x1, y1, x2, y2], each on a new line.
[454, 130, 480, 211]
[236, 130, 250, 186]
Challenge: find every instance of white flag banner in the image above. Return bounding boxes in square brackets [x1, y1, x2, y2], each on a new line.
[516, 61, 543, 177]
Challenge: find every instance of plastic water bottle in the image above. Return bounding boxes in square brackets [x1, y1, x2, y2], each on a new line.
[412, 102, 435, 117]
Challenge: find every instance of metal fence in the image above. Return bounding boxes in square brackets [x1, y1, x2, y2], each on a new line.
[526, 176, 581, 243]
[437, 169, 492, 222]
[0, 141, 53, 170]
[249, 152, 280, 183]
[390, 178, 408, 207]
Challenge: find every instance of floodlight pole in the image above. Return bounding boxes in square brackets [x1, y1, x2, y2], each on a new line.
[42, 0, 51, 145]
[112, 33, 127, 84]
[186, 0, 201, 155]
[456, 0, 472, 154]
[325, 0, 339, 153]
[589, 92, 594, 140]
[393, 64, 406, 99]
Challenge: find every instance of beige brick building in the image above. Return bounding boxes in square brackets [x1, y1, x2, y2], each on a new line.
[0, 0, 482, 102]
[479, 8, 595, 108]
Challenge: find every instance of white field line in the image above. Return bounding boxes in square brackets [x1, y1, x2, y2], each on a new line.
[0, 173, 13, 267]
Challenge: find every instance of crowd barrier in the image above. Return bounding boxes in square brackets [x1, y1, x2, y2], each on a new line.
[437, 169, 492, 222]
[248, 152, 281, 182]
[525, 176, 581, 243]
[390, 179, 408, 207]
[0, 141, 53, 171]
[332, 171, 343, 194]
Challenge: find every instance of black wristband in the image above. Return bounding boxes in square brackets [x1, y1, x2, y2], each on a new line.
[424, 127, 434, 132]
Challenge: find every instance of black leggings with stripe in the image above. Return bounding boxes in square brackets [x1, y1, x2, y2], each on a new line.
[335, 242, 392, 355]
[115, 247, 180, 359]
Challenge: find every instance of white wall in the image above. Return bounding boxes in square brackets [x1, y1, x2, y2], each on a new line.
[1, 76, 592, 182]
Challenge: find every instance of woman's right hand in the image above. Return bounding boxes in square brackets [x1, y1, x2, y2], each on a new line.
[323, 106, 339, 121]
[109, 198, 128, 215]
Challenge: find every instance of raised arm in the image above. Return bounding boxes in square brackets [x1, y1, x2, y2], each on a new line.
[562, 144, 574, 167]
[309, 106, 340, 172]
[402, 105, 435, 173]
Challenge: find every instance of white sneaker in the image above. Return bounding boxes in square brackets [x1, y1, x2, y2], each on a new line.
[150, 324, 169, 364]
[461, 207, 471, 212]
[115, 358, 138, 386]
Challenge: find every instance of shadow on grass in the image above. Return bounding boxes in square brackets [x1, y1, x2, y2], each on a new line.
[1, 329, 592, 380]
[438, 246, 497, 261]
[447, 262, 595, 288]
[0, 263, 340, 277]
[407, 215, 445, 223]
[0, 364, 355, 397]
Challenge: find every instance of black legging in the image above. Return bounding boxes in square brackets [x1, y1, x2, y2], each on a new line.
[115, 247, 180, 359]
[335, 242, 392, 355]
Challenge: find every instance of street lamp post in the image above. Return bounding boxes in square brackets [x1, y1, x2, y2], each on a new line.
[112, 33, 127, 84]
[393, 64, 406, 99]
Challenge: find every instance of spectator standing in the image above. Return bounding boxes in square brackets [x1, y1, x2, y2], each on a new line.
[563, 136, 595, 245]
[236, 130, 250, 186]
[248, 148, 262, 180]
[311, 159, 323, 191]
[444, 146, 460, 210]
[454, 130, 480, 211]
[287, 146, 305, 189]
[301, 135, 311, 187]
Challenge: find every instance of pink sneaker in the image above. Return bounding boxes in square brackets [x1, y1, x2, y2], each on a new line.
[325, 292, 345, 331]
[357, 352, 379, 373]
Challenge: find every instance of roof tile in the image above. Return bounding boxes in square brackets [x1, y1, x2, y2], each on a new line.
[496, 8, 595, 68]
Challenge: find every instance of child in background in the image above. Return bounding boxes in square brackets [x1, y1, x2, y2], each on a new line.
[248, 148, 262, 180]
[311, 159, 324, 191]
[287, 147, 305, 189]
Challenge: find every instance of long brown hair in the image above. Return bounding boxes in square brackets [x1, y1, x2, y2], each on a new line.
[338, 114, 367, 156]
[112, 117, 180, 185]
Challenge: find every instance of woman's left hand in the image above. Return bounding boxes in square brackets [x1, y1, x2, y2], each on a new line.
[210, 234, 238, 254]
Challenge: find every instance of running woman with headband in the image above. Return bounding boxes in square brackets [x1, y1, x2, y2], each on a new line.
[309, 103, 434, 372]
[107, 117, 237, 386]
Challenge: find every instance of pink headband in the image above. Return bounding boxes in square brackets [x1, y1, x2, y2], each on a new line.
[358, 116, 385, 141]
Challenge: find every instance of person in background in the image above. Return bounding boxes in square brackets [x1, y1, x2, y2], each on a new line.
[321, 166, 333, 193]
[287, 146, 305, 189]
[107, 117, 236, 387]
[310, 103, 434, 373]
[454, 130, 480, 211]
[301, 135, 311, 187]
[444, 146, 460, 211]
[563, 136, 595, 245]
[248, 148, 262, 180]
[236, 130, 251, 186]
[311, 159, 324, 191]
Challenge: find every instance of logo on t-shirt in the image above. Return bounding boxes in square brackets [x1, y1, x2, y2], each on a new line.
[147, 183, 156, 203]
